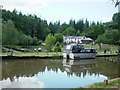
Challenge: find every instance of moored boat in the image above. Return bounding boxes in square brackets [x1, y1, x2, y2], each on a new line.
[63, 43, 97, 59]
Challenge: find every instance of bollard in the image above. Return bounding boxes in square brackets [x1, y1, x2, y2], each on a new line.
[104, 79, 108, 85]
[66, 50, 70, 59]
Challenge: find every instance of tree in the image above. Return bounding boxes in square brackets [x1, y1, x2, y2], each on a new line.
[69, 19, 75, 28]
[0, 30, 1, 45]
[19, 33, 32, 47]
[95, 29, 120, 45]
[87, 25, 104, 40]
[2, 20, 19, 46]
[32, 37, 39, 45]
[75, 20, 84, 33]
[19, 33, 28, 46]
[62, 27, 75, 35]
[81, 19, 90, 36]
[95, 34, 108, 44]
[3, 9, 120, 46]
[27, 35, 32, 46]
[112, 13, 120, 30]
[45, 34, 56, 52]
[84, 19, 89, 28]
[54, 33, 63, 43]
[40, 21, 49, 40]
[57, 22, 69, 33]
[49, 22, 55, 34]
[42, 27, 50, 40]
[76, 30, 80, 36]
[54, 41, 62, 52]
[111, 0, 120, 12]
[49, 21, 60, 34]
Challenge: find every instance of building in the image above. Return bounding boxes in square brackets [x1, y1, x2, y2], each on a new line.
[81, 38, 93, 44]
[63, 36, 94, 44]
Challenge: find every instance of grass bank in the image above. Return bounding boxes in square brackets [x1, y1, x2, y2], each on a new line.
[80, 78, 120, 88]
[84, 44, 119, 55]
[1, 44, 119, 57]
[1, 52, 62, 57]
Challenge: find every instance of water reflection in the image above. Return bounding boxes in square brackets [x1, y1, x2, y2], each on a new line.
[63, 59, 97, 72]
[1, 58, 118, 88]
[2, 59, 63, 81]
[36, 66, 107, 88]
[1, 76, 44, 88]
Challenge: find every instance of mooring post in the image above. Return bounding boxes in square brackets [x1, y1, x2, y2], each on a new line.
[104, 79, 108, 85]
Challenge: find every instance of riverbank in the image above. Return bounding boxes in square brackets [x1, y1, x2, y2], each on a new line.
[1, 44, 119, 60]
[1, 55, 62, 59]
[0, 54, 118, 60]
[80, 78, 120, 89]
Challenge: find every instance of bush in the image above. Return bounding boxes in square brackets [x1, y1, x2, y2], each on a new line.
[54, 41, 62, 52]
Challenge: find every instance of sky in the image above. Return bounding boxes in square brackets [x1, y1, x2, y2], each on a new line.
[0, 0, 118, 24]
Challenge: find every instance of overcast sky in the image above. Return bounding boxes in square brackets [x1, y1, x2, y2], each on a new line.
[1, 0, 118, 24]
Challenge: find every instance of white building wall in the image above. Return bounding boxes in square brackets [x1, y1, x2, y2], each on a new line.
[63, 36, 93, 44]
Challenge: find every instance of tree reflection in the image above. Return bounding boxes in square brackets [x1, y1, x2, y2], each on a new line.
[2, 58, 118, 81]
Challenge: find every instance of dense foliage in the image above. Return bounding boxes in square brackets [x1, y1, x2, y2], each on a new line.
[1, 9, 120, 48]
[54, 41, 62, 52]
[95, 29, 120, 44]
[2, 20, 19, 45]
[45, 34, 56, 52]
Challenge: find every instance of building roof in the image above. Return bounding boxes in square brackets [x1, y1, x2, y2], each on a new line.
[63, 36, 85, 39]
[82, 38, 93, 41]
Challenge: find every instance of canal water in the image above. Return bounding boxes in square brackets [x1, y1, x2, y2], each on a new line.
[1, 57, 118, 88]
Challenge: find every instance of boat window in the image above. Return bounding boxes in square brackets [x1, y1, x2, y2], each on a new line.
[72, 45, 83, 53]
[92, 49, 96, 52]
[91, 49, 93, 52]
[85, 49, 91, 52]
[84, 49, 96, 52]
[72, 46, 78, 53]
[64, 45, 73, 51]
[66, 45, 71, 50]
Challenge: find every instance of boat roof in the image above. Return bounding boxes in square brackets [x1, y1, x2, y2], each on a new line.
[84, 48, 96, 50]
[65, 44, 96, 50]
[65, 43, 83, 49]
[66, 43, 82, 47]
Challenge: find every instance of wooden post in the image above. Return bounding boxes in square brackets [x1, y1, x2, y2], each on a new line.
[104, 79, 108, 85]
[66, 50, 70, 59]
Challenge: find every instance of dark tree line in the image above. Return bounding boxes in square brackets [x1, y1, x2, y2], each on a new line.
[1, 9, 120, 46]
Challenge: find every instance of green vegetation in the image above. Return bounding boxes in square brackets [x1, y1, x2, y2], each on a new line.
[1, 9, 120, 52]
[81, 78, 120, 88]
[71, 78, 120, 90]
[2, 20, 19, 46]
[84, 44, 119, 55]
[54, 41, 62, 52]
[0, 44, 118, 57]
[45, 34, 56, 52]
[1, 52, 62, 57]
[95, 29, 120, 45]
[54, 33, 63, 43]
[63, 26, 76, 35]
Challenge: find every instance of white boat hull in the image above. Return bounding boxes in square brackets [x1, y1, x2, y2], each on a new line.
[63, 52, 96, 59]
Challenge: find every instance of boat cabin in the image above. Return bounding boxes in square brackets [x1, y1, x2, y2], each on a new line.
[64, 44, 96, 53]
